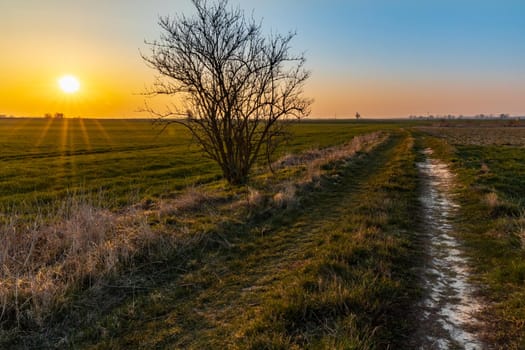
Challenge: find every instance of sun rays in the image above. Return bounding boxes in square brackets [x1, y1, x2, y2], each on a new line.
[78, 118, 92, 152]
[34, 117, 55, 148]
[29, 117, 115, 163]
[91, 119, 113, 145]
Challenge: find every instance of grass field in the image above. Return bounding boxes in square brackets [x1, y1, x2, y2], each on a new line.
[0, 118, 405, 212]
[0, 118, 216, 211]
[1, 119, 524, 348]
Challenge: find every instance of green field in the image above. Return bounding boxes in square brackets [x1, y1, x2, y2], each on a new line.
[1, 119, 524, 348]
[0, 118, 217, 211]
[0, 118, 404, 211]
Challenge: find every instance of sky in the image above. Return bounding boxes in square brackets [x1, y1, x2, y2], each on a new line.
[1, 0, 524, 118]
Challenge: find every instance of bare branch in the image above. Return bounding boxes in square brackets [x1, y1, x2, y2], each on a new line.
[142, 0, 311, 184]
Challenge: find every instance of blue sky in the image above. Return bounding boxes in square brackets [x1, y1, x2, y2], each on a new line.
[1, 0, 524, 117]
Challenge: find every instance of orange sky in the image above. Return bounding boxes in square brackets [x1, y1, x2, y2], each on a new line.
[0, 38, 147, 118]
[1, 1, 524, 118]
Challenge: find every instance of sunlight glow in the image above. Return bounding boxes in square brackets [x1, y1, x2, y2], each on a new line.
[58, 75, 80, 94]
[34, 117, 55, 148]
[78, 118, 92, 151]
[92, 119, 114, 145]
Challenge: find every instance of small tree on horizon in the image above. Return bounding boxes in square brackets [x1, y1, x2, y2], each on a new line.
[142, 0, 311, 185]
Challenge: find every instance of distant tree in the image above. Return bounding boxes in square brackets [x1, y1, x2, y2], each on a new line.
[54, 112, 64, 119]
[44, 113, 53, 119]
[355, 112, 361, 120]
[142, 0, 311, 185]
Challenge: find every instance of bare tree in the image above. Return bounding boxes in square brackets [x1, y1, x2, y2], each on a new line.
[142, 0, 311, 185]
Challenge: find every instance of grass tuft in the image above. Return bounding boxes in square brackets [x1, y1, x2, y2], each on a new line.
[272, 182, 297, 209]
[484, 192, 500, 209]
[0, 195, 171, 330]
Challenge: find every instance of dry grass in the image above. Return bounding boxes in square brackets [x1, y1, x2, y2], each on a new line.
[484, 192, 500, 209]
[273, 132, 384, 172]
[273, 132, 385, 187]
[157, 186, 215, 218]
[272, 182, 297, 208]
[268, 132, 387, 209]
[0, 196, 171, 328]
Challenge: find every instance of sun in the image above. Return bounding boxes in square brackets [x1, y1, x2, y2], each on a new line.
[58, 75, 80, 94]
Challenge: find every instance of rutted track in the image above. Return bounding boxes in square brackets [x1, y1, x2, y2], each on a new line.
[412, 148, 486, 349]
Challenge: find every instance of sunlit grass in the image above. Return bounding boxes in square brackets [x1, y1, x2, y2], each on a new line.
[77, 118, 92, 152]
[0, 119, 403, 213]
[0, 119, 218, 211]
[33, 117, 54, 149]
[91, 118, 114, 145]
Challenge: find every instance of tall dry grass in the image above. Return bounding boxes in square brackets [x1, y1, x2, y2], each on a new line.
[157, 185, 216, 218]
[269, 132, 386, 206]
[272, 182, 297, 208]
[273, 132, 384, 184]
[0, 195, 169, 328]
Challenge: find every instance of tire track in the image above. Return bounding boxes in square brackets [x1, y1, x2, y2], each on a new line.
[413, 148, 486, 350]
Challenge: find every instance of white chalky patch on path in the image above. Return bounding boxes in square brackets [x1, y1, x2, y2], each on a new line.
[413, 148, 486, 350]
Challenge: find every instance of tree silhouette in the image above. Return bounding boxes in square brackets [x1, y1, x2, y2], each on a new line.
[142, 0, 311, 185]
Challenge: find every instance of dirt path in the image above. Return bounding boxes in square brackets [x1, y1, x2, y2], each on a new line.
[412, 148, 486, 349]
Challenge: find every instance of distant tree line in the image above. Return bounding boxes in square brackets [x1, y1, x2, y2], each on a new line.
[408, 113, 513, 120]
[44, 112, 65, 119]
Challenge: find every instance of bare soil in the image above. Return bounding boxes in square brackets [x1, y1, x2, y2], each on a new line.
[410, 148, 487, 349]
